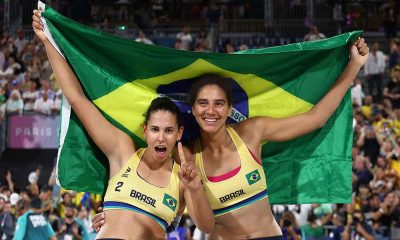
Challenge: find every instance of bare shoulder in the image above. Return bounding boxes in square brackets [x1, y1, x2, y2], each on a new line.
[233, 117, 268, 138]
[232, 118, 270, 150]
[116, 133, 136, 164]
[108, 135, 136, 176]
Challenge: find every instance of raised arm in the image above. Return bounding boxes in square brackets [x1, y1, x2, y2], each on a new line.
[240, 38, 369, 144]
[178, 142, 214, 233]
[5, 170, 14, 193]
[32, 10, 134, 174]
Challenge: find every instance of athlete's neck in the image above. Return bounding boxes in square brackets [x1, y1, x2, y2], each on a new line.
[200, 126, 231, 152]
[141, 150, 172, 171]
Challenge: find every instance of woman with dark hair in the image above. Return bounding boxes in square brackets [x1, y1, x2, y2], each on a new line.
[32, 10, 214, 240]
[177, 38, 368, 239]
[94, 39, 368, 239]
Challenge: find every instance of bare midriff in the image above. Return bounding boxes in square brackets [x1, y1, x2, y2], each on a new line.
[208, 198, 282, 240]
[95, 209, 166, 240]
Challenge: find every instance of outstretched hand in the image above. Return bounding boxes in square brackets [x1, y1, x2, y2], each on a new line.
[177, 142, 202, 191]
[32, 9, 48, 42]
[350, 37, 369, 67]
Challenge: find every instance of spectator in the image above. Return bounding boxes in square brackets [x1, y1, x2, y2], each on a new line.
[352, 78, 364, 107]
[176, 26, 193, 50]
[3, 36, 16, 56]
[52, 89, 62, 114]
[22, 80, 39, 112]
[194, 29, 210, 52]
[40, 52, 52, 81]
[353, 156, 374, 193]
[14, 29, 29, 56]
[371, 192, 400, 238]
[370, 168, 389, 193]
[5, 90, 23, 115]
[289, 204, 313, 227]
[384, 64, 400, 120]
[27, 56, 42, 81]
[342, 210, 374, 240]
[58, 192, 74, 219]
[0, 56, 21, 77]
[40, 79, 55, 100]
[280, 211, 301, 240]
[34, 91, 54, 115]
[364, 42, 386, 103]
[329, 212, 345, 240]
[357, 125, 380, 167]
[0, 195, 15, 239]
[361, 95, 373, 119]
[0, 31, 10, 46]
[389, 38, 400, 70]
[21, 44, 35, 67]
[225, 42, 235, 54]
[239, 43, 249, 51]
[26, 166, 41, 197]
[75, 205, 92, 240]
[13, 198, 56, 240]
[356, 184, 371, 211]
[304, 25, 326, 41]
[301, 211, 330, 239]
[57, 203, 86, 240]
[135, 30, 154, 45]
[38, 185, 53, 219]
[363, 193, 381, 214]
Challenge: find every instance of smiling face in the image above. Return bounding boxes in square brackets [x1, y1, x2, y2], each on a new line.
[143, 110, 183, 162]
[192, 84, 232, 134]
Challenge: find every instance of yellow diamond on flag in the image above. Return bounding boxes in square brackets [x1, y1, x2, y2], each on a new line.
[93, 59, 313, 141]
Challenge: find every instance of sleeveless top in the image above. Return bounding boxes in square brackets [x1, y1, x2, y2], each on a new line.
[194, 126, 268, 217]
[103, 148, 181, 230]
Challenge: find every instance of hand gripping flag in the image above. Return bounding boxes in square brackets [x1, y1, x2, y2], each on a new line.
[38, 1, 358, 204]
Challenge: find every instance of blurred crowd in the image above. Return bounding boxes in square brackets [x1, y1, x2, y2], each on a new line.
[0, 30, 62, 121]
[1, 167, 101, 239]
[1, 20, 400, 240]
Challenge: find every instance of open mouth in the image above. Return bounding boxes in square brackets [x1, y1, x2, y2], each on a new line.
[204, 118, 218, 124]
[155, 146, 167, 157]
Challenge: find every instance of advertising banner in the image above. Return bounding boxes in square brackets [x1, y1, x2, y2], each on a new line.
[8, 115, 60, 149]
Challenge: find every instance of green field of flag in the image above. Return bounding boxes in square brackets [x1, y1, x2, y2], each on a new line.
[39, 1, 357, 204]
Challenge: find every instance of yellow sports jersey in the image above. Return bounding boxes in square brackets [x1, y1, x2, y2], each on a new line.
[194, 126, 268, 217]
[103, 148, 180, 230]
[361, 105, 371, 118]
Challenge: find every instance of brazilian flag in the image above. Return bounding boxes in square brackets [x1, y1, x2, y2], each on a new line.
[163, 194, 178, 211]
[39, 2, 356, 204]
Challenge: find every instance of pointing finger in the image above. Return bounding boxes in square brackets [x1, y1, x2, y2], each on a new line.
[177, 142, 187, 164]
